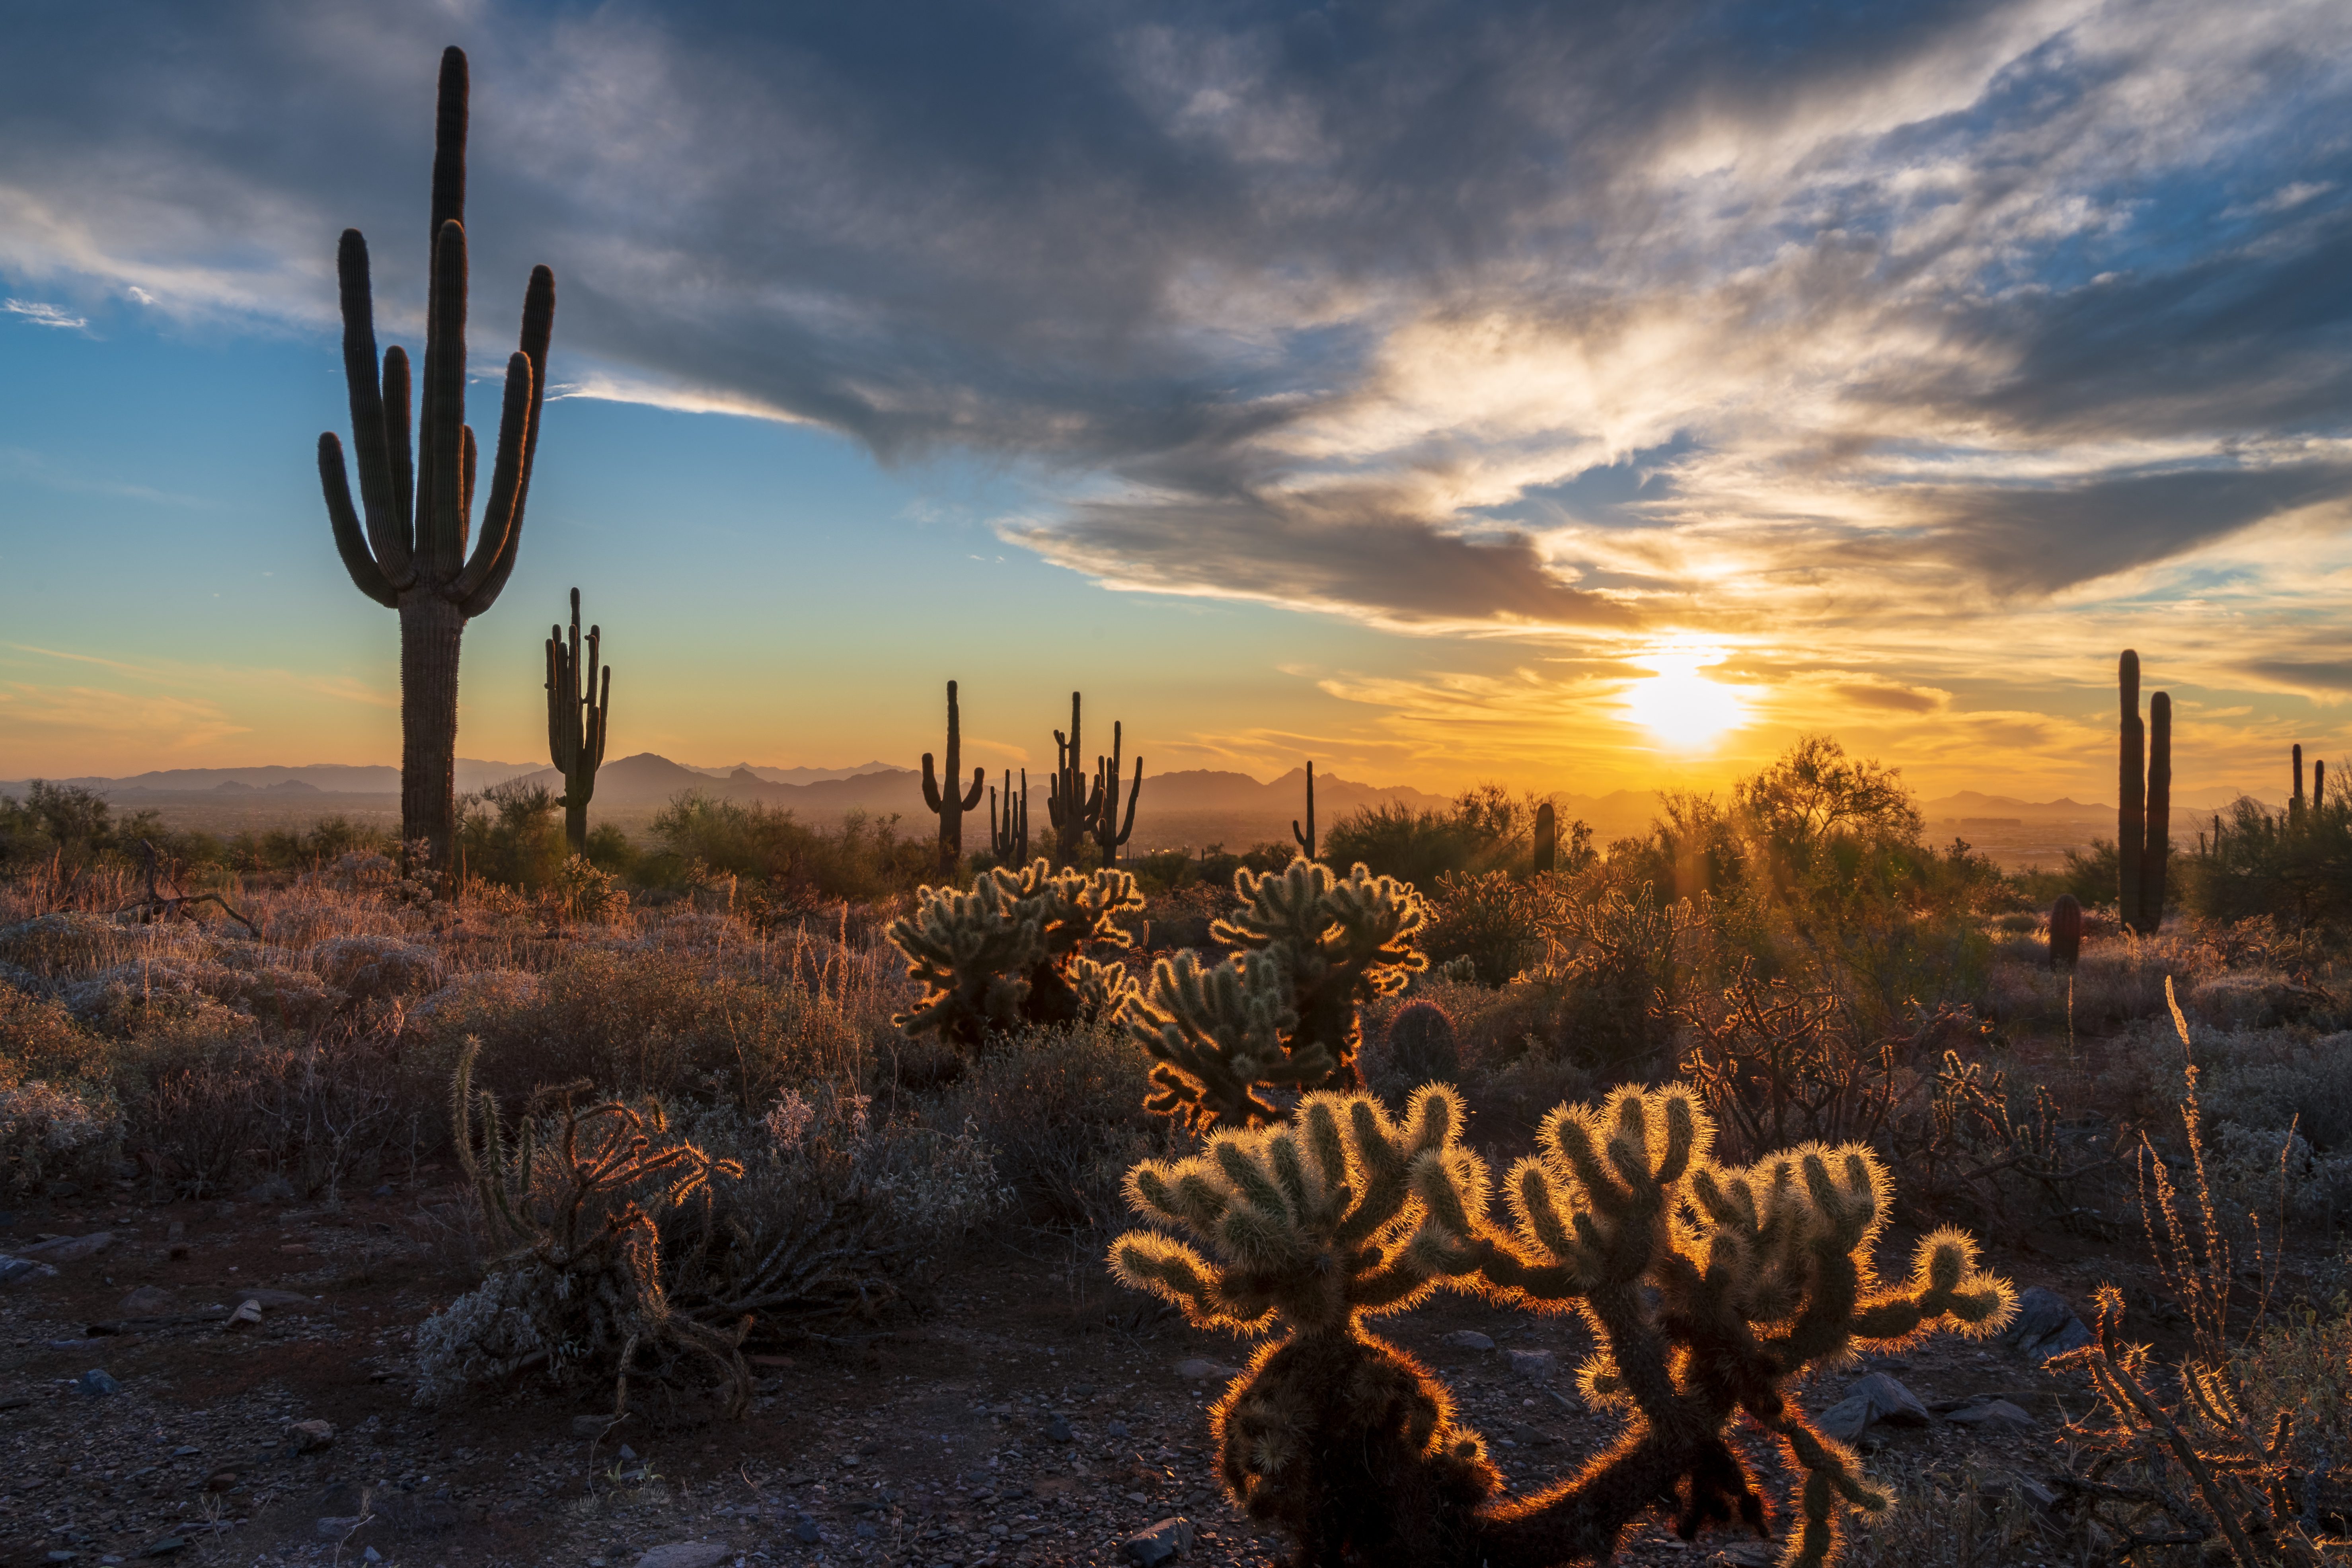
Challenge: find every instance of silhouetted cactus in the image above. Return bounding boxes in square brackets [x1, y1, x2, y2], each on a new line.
[2317, 758, 2329, 811]
[2120, 651, 2145, 929]
[1089, 721, 1143, 865]
[1293, 761, 1316, 861]
[920, 681, 986, 880]
[544, 588, 610, 855]
[2293, 743, 2307, 816]
[1112, 1084, 2016, 1568]
[318, 47, 554, 872]
[2049, 893, 2082, 970]
[1047, 692, 1090, 868]
[1129, 860, 1428, 1130]
[2144, 691, 2171, 931]
[887, 859, 1142, 1049]
[988, 768, 1028, 863]
[1384, 999, 1459, 1085]
[1532, 802, 1556, 874]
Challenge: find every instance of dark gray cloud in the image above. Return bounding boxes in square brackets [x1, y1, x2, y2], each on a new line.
[2, 0, 2348, 634]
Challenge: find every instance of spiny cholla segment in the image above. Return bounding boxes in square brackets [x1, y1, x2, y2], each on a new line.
[1410, 1083, 2015, 1568]
[887, 859, 1142, 1048]
[1130, 861, 1428, 1131]
[1112, 1089, 1500, 1562]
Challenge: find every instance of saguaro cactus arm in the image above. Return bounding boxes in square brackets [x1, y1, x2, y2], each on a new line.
[920, 680, 987, 877]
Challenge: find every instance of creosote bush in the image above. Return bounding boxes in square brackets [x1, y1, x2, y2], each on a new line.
[1113, 1081, 2016, 1568]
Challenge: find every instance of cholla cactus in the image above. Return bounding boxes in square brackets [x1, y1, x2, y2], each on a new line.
[1130, 861, 1428, 1131]
[887, 859, 1143, 1048]
[1111, 1088, 1502, 1564]
[1409, 1084, 2016, 1568]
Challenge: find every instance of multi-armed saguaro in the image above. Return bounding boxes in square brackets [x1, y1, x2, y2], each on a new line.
[989, 768, 1028, 863]
[1089, 721, 1143, 865]
[2117, 650, 2172, 933]
[920, 681, 986, 880]
[319, 47, 554, 871]
[545, 588, 611, 855]
[1293, 761, 1316, 861]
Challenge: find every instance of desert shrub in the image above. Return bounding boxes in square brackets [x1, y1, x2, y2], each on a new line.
[412, 949, 864, 1110]
[311, 934, 441, 1000]
[937, 1020, 1163, 1229]
[647, 795, 931, 904]
[550, 854, 630, 923]
[2189, 794, 2352, 930]
[458, 780, 569, 890]
[1421, 871, 1549, 986]
[1380, 999, 1459, 1086]
[888, 861, 1143, 1051]
[0, 1079, 121, 1198]
[1321, 785, 1557, 887]
[1528, 883, 1699, 1075]
[0, 983, 109, 1085]
[415, 1056, 1002, 1412]
[0, 910, 127, 978]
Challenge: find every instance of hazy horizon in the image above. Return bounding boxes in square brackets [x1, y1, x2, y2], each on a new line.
[4, 2, 2348, 801]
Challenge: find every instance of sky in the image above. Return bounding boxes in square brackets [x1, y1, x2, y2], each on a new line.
[2, 0, 2349, 801]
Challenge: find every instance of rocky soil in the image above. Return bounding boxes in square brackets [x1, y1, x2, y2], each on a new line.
[0, 1178, 2136, 1568]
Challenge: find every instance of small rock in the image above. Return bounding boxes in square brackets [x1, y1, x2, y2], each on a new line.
[118, 1286, 173, 1315]
[166, 1222, 186, 1242]
[1508, 1423, 1559, 1449]
[1071, 1382, 1097, 1397]
[77, 1367, 121, 1398]
[0, 1256, 60, 1286]
[225, 1300, 262, 1329]
[46, 1180, 80, 1199]
[632, 1545, 732, 1568]
[17, 1231, 113, 1263]
[1945, 1397, 2036, 1431]
[316, 1517, 367, 1540]
[572, 1414, 615, 1438]
[1441, 1330, 1495, 1351]
[853, 1521, 877, 1539]
[1123, 1515, 1196, 1566]
[1506, 1348, 1557, 1381]
[1045, 1414, 1074, 1442]
[1995, 1288, 2093, 1362]
[288, 1419, 335, 1452]
[362, 1550, 382, 1565]
[244, 1176, 295, 1204]
[1107, 1420, 1130, 1437]
[791, 1517, 822, 1545]
[139, 1539, 189, 1558]
[1816, 1372, 1929, 1442]
[618, 1444, 638, 1461]
[1175, 1358, 1234, 1382]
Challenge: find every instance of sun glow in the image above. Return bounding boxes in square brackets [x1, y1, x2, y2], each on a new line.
[1620, 652, 1747, 750]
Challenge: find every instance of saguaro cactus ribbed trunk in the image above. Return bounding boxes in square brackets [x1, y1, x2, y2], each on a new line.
[1089, 721, 1142, 865]
[1292, 761, 1315, 861]
[2118, 651, 2144, 930]
[2293, 744, 2307, 816]
[1048, 692, 1093, 869]
[1532, 801, 1556, 874]
[546, 588, 610, 854]
[921, 680, 986, 880]
[318, 47, 553, 872]
[2142, 691, 2170, 932]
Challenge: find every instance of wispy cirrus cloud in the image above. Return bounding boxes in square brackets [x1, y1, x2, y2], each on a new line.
[3, 298, 88, 331]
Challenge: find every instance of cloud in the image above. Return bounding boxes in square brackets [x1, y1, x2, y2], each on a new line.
[2, 298, 87, 330]
[0, 0, 2348, 661]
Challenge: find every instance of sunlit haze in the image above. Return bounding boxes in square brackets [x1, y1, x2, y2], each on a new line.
[3, 2, 2348, 802]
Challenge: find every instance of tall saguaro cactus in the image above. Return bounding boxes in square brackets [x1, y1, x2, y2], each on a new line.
[1532, 802, 1556, 874]
[1293, 761, 1316, 861]
[545, 588, 610, 854]
[1048, 692, 1091, 868]
[318, 47, 554, 871]
[1090, 721, 1143, 865]
[920, 681, 986, 880]
[2116, 651, 2173, 934]
[2293, 744, 2307, 816]
[2118, 651, 2145, 929]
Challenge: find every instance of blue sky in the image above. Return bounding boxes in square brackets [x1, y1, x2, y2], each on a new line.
[3, 0, 2349, 797]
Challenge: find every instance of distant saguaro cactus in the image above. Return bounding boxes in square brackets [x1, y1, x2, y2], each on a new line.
[1047, 692, 1090, 868]
[2119, 651, 2145, 928]
[2049, 893, 2082, 970]
[1089, 721, 1143, 865]
[1293, 761, 1316, 861]
[544, 588, 610, 854]
[2293, 743, 2307, 816]
[920, 681, 986, 880]
[988, 768, 1028, 863]
[1532, 802, 1556, 874]
[2116, 651, 2173, 933]
[318, 47, 554, 872]
[2317, 758, 2329, 811]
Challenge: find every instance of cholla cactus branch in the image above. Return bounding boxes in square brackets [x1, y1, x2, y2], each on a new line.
[887, 859, 1142, 1049]
[1403, 1083, 2014, 1568]
[1111, 1089, 1501, 1561]
[1131, 860, 1429, 1130]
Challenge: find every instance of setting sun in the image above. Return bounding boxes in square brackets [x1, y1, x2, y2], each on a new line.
[1621, 653, 1747, 750]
